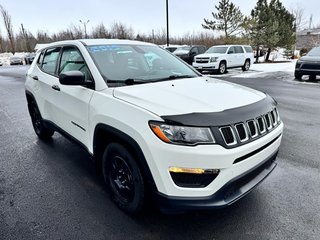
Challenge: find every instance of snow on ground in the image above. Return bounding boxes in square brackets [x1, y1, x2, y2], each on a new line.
[235, 60, 296, 78]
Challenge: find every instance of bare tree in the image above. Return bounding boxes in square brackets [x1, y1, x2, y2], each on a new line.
[291, 5, 307, 31]
[91, 23, 111, 38]
[0, 4, 15, 53]
[110, 21, 134, 39]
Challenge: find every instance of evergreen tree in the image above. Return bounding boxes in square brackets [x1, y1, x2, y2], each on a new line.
[202, 0, 244, 42]
[248, 0, 296, 62]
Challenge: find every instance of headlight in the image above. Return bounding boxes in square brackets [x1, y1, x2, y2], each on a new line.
[210, 57, 218, 62]
[149, 122, 215, 145]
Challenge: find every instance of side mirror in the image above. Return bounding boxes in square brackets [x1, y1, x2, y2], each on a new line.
[59, 71, 87, 86]
[190, 51, 197, 56]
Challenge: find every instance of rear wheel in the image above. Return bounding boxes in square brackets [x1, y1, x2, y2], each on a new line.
[242, 59, 250, 71]
[102, 143, 144, 214]
[29, 101, 54, 139]
[218, 61, 226, 74]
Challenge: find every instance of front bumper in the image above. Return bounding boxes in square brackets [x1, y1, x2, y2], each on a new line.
[295, 61, 320, 75]
[155, 150, 278, 211]
[193, 62, 219, 71]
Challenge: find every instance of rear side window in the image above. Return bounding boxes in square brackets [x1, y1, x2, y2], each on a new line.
[244, 46, 253, 53]
[41, 47, 61, 75]
[235, 46, 244, 53]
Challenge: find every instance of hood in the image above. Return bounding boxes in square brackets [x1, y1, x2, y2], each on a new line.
[195, 53, 225, 58]
[300, 55, 320, 61]
[112, 77, 266, 116]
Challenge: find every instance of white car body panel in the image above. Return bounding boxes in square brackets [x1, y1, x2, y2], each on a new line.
[113, 77, 265, 116]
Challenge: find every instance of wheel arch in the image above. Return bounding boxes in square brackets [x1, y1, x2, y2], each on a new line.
[93, 123, 157, 191]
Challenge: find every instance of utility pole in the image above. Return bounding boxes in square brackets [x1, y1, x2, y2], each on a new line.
[166, 0, 169, 46]
[79, 19, 90, 38]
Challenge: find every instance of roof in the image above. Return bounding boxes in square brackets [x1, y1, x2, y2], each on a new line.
[38, 39, 155, 49]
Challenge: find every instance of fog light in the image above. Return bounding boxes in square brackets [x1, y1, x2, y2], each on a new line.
[169, 167, 218, 174]
[169, 167, 220, 188]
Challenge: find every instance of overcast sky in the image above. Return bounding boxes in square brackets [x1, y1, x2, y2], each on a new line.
[1, 0, 319, 37]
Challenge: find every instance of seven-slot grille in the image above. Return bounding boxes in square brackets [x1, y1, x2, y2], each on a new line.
[219, 108, 280, 146]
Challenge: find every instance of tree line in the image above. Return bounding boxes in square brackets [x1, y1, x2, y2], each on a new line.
[0, 1, 305, 62]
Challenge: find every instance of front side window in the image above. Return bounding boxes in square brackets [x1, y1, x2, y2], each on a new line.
[41, 47, 61, 75]
[191, 47, 199, 54]
[87, 44, 198, 87]
[59, 47, 92, 81]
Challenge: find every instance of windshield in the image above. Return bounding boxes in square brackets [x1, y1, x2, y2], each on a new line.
[87, 44, 198, 87]
[205, 46, 228, 54]
[307, 47, 320, 56]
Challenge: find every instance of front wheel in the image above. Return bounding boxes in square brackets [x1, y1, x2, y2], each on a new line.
[218, 61, 226, 74]
[309, 75, 316, 81]
[294, 72, 302, 80]
[102, 143, 144, 214]
[242, 60, 250, 71]
[29, 101, 54, 139]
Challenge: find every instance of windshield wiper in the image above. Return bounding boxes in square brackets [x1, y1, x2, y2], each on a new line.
[168, 74, 196, 79]
[152, 74, 196, 82]
[107, 79, 149, 86]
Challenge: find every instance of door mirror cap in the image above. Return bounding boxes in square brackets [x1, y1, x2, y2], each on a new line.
[59, 71, 87, 86]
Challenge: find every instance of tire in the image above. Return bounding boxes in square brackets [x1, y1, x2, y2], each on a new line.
[218, 61, 226, 74]
[294, 72, 302, 80]
[102, 143, 144, 214]
[242, 59, 250, 71]
[29, 101, 54, 139]
[309, 75, 316, 81]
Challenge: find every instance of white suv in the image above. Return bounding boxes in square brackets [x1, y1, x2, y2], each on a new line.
[193, 45, 255, 74]
[25, 39, 283, 213]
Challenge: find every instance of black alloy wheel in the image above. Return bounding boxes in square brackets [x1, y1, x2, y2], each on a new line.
[102, 143, 144, 213]
[29, 101, 54, 139]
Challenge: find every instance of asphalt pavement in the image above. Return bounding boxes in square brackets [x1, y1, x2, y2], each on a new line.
[0, 66, 319, 240]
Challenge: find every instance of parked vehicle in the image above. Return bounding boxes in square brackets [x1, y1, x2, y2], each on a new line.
[25, 39, 283, 214]
[10, 56, 23, 65]
[25, 53, 36, 64]
[295, 46, 320, 81]
[193, 45, 254, 74]
[173, 45, 207, 64]
[0, 59, 3, 66]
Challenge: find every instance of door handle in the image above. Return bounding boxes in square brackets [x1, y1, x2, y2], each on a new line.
[52, 85, 60, 91]
[32, 75, 38, 80]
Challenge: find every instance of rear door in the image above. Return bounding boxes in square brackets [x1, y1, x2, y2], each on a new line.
[35, 47, 62, 121]
[234, 46, 245, 66]
[227, 46, 236, 67]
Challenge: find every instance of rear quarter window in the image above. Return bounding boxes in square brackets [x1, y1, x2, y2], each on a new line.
[244, 46, 253, 53]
